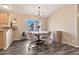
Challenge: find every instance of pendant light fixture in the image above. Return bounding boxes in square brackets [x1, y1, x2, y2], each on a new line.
[33, 5, 45, 17]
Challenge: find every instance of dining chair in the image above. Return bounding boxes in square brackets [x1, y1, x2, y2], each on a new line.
[26, 32, 37, 41]
[26, 32, 38, 51]
[40, 31, 52, 48]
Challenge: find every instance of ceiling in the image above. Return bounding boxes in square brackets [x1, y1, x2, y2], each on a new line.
[0, 4, 65, 18]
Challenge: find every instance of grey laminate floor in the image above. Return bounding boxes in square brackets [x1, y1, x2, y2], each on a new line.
[0, 39, 79, 55]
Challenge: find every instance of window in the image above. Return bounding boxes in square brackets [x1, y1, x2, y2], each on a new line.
[25, 19, 41, 31]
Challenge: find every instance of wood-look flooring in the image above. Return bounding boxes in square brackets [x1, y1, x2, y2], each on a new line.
[0, 39, 79, 55]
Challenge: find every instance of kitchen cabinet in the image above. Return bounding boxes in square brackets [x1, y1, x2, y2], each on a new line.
[0, 12, 9, 25]
[0, 31, 5, 49]
[0, 28, 13, 49]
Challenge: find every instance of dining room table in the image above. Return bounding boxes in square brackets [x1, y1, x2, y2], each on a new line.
[26, 31, 51, 50]
[26, 31, 49, 41]
[26, 31, 49, 46]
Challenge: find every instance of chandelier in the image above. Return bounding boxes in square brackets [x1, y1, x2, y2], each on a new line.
[33, 6, 45, 17]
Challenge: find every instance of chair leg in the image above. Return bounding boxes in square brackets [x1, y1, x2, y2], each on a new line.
[28, 42, 32, 51]
[28, 46, 30, 51]
[28, 41, 36, 51]
[46, 43, 51, 49]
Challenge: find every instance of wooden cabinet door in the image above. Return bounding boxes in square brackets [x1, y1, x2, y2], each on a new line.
[0, 12, 8, 24]
[0, 32, 4, 49]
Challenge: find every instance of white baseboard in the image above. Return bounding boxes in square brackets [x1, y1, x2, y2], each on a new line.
[14, 37, 22, 40]
[62, 41, 79, 48]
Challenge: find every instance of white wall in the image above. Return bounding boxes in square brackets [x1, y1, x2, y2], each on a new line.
[77, 5, 79, 45]
[77, 16, 79, 45]
[47, 5, 78, 47]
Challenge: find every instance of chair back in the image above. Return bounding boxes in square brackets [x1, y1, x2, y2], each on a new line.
[27, 32, 33, 40]
[27, 32, 37, 41]
[41, 31, 51, 41]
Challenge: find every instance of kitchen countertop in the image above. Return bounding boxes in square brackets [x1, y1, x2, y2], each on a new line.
[0, 26, 11, 31]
